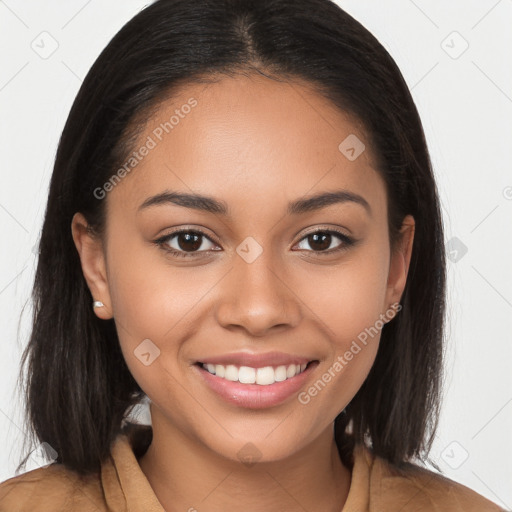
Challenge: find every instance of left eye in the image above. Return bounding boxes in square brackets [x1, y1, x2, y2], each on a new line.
[294, 230, 353, 253]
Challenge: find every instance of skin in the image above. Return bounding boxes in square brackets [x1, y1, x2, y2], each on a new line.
[71, 73, 414, 512]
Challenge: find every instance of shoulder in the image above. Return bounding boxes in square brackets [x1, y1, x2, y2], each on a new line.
[365, 448, 505, 511]
[0, 424, 152, 512]
[0, 463, 107, 512]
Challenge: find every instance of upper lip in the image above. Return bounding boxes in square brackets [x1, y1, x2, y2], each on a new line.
[196, 351, 316, 368]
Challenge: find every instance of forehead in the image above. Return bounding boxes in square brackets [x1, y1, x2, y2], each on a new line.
[108, 74, 386, 217]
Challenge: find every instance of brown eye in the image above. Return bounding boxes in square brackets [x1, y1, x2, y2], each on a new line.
[175, 232, 203, 252]
[295, 229, 355, 254]
[306, 232, 332, 251]
[155, 229, 219, 258]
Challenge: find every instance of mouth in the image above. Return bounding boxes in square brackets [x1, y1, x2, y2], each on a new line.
[193, 359, 320, 409]
[194, 360, 318, 385]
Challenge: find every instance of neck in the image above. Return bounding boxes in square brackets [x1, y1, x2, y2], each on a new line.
[138, 409, 352, 512]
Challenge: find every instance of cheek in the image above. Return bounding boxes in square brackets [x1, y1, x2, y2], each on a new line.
[299, 242, 390, 343]
[105, 237, 226, 398]
[295, 245, 389, 403]
[107, 235, 211, 339]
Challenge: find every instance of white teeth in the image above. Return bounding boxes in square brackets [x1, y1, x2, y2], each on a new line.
[224, 365, 238, 382]
[274, 365, 287, 382]
[286, 365, 297, 378]
[238, 366, 255, 384]
[201, 362, 308, 385]
[255, 366, 274, 385]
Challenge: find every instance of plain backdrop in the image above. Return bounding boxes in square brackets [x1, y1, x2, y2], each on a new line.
[0, 0, 511, 507]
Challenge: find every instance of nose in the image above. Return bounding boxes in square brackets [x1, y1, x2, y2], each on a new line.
[214, 246, 301, 337]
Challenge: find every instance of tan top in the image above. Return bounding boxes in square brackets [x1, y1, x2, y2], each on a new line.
[0, 425, 503, 511]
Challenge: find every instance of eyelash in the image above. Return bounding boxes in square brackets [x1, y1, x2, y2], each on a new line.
[154, 227, 356, 259]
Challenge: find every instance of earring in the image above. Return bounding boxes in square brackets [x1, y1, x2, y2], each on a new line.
[93, 301, 104, 309]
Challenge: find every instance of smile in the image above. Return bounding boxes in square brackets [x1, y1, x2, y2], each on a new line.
[194, 360, 320, 409]
[200, 362, 309, 385]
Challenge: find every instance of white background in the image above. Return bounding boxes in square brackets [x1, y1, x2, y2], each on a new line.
[0, 0, 511, 508]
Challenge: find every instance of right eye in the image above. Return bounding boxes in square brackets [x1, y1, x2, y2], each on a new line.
[154, 229, 221, 258]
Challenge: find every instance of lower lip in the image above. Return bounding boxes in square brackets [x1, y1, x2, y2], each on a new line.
[194, 361, 319, 409]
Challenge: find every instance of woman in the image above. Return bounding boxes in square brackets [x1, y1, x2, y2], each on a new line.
[0, 0, 503, 510]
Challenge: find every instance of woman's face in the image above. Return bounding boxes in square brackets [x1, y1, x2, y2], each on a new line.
[72, 74, 414, 463]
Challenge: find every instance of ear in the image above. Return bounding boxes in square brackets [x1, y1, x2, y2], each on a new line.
[71, 212, 113, 320]
[383, 214, 415, 313]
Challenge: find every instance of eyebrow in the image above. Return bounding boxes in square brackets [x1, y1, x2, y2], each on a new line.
[138, 189, 372, 217]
